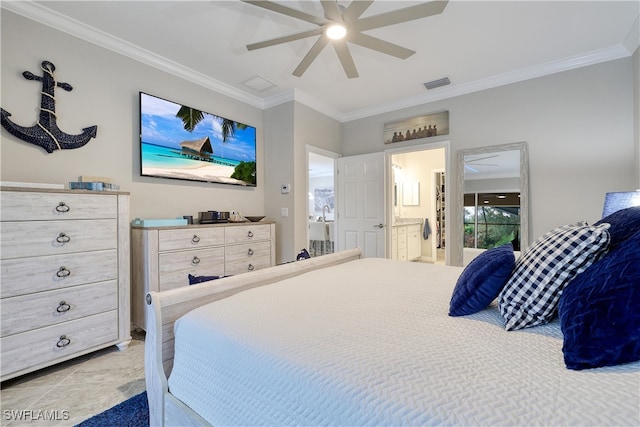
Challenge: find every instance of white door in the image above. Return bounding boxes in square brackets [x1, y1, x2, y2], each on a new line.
[337, 152, 386, 258]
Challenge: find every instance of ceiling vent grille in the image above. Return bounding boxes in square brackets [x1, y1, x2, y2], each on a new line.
[423, 77, 451, 90]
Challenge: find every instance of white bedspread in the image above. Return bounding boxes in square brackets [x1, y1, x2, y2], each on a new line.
[168, 258, 640, 426]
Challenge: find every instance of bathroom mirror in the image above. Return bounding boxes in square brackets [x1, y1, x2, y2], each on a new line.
[402, 181, 420, 206]
[455, 142, 529, 266]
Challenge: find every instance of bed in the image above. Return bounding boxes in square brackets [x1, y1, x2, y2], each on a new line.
[145, 206, 640, 427]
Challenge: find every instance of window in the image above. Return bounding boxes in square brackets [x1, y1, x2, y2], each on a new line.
[464, 192, 520, 251]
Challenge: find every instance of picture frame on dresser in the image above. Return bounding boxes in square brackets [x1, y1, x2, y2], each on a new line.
[0, 186, 131, 382]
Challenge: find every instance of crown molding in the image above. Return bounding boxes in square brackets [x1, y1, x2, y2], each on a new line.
[2, 0, 265, 109]
[341, 45, 633, 122]
[4, 1, 635, 124]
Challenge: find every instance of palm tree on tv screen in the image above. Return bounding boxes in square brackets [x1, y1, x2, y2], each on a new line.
[175, 106, 248, 143]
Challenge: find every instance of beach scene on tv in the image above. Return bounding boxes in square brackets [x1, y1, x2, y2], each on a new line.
[140, 93, 257, 186]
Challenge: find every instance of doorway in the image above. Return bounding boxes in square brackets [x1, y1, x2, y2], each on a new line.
[307, 147, 339, 257]
[387, 142, 448, 264]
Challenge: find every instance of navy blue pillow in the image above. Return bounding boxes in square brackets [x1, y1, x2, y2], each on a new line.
[558, 229, 640, 370]
[188, 274, 221, 285]
[594, 206, 640, 249]
[449, 243, 515, 316]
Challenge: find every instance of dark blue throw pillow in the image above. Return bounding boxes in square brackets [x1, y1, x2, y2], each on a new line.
[188, 274, 221, 285]
[594, 206, 640, 249]
[558, 229, 640, 370]
[449, 243, 515, 316]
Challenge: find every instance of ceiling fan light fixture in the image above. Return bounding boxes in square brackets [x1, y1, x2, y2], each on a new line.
[326, 24, 347, 40]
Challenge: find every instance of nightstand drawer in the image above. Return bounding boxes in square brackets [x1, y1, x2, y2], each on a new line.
[0, 219, 117, 259]
[1, 281, 117, 336]
[1, 311, 118, 377]
[159, 247, 225, 291]
[0, 191, 117, 221]
[1, 250, 117, 298]
[158, 228, 225, 252]
[225, 224, 271, 244]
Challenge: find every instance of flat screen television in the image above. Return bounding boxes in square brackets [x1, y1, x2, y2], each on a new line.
[139, 92, 257, 186]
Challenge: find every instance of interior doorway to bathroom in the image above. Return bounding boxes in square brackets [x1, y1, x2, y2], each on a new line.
[307, 148, 339, 257]
[388, 143, 448, 264]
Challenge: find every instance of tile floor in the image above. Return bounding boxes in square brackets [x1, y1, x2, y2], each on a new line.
[0, 330, 146, 426]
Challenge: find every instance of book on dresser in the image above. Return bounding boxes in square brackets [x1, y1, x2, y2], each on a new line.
[131, 221, 276, 330]
[0, 186, 131, 382]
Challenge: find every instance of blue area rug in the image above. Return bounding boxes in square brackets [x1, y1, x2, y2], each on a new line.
[75, 391, 148, 427]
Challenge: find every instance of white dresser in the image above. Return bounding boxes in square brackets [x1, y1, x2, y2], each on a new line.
[0, 187, 131, 382]
[131, 222, 276, 330]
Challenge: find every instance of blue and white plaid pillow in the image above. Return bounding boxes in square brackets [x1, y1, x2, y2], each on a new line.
[498, 222, 611, 331]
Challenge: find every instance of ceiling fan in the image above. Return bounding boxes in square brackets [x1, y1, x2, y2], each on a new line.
[242, 0, 449, 78]
[464, 154, 500, 173]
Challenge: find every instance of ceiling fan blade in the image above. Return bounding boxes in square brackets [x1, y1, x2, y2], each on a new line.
[247, 28, 324, 51]
[465, 165, 479, 173]
[348, 32, 415, 59]
[354, 0, 448, 31]
[332, 39, 358, 79]
[320, 0, 341, 21]
[242, 0, 327, 26]
[466, 154, 500, 163]
[293, 36, 330, 77]
[342, 0, 374, 22]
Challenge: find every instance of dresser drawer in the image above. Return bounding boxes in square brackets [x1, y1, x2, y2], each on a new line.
[1, 191, 117, 221]
[225, 241, 271, 275]
[1, 311, 118, 377]
[159, 247, 225, 291]
[0, 219, 116, 259]
[225, 224, 271, 244]
[1, 281, 117, 336]
[158, 228, 225, 252]
[1, 250, 117, 298]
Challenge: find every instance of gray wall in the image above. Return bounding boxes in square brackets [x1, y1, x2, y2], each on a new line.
[262, 102, 341, 263]
[343, 58, 636, 247]
[1, 11, 265, 222]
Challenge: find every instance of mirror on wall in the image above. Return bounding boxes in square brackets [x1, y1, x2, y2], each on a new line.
[456, 142, 529, 266]
[402, 181, 420, 206]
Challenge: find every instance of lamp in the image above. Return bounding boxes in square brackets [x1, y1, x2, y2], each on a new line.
[602, 190, 640, 218]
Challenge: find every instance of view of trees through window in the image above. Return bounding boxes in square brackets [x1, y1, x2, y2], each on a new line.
[464, 192, 520, 251]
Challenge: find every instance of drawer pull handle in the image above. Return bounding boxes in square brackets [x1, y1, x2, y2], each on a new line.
[192, 256, 201, 265]
[192, 235, 200, 244]
[56, 266, 71, 278]
[248, 263, 255, 271]
[56, 301, 71, 313]
[247, 248, 254, 256]
[247, 231, 254, 238]
[55, 202, 70, 213]
[56, 335, 71, 348]
[56, 233, 71, 244]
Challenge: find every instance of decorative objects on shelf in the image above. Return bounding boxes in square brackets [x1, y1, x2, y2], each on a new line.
[1, 60, 98, 153]
[384, 111, 449, 144]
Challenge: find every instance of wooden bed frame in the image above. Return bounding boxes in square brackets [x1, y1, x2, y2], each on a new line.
[144, 248, 363, 426]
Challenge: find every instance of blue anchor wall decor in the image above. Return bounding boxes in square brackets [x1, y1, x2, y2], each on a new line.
[1, 60, 98, 153]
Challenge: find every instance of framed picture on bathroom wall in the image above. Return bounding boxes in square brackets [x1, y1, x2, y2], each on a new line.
[384, 111, 449, 144]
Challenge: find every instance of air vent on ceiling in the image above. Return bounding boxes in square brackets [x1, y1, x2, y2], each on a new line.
[242, 75, 276, 93]
[423, 77, 451, 90]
